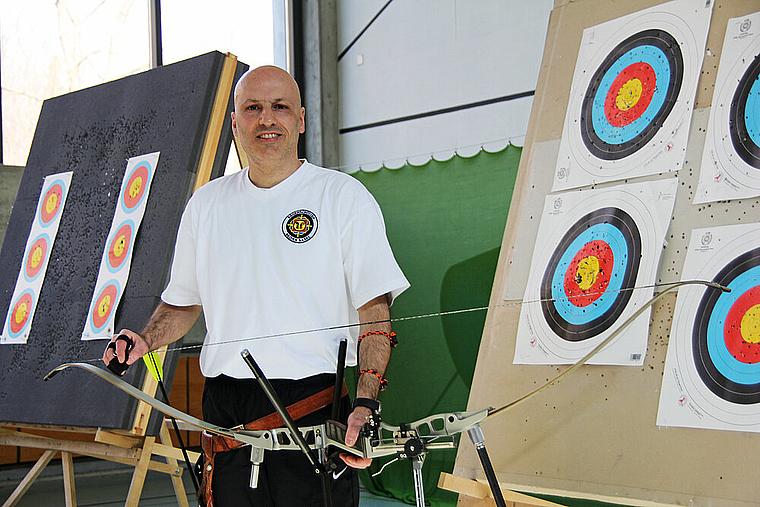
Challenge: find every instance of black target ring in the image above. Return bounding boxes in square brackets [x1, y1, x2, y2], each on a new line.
[540, 207, 641, 341]
[580, 29, 684, 160]
[729, 53, 760, 169]
[692, 247, 760, 405]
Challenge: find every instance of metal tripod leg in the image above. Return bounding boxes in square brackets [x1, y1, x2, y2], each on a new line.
[467, 425, 507, 507]
[411, 455, 425, 507]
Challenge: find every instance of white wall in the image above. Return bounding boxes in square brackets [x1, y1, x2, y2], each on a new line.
[337, 0, 553, 172]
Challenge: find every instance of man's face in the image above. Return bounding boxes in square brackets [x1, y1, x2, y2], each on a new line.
[231, 68, 305, 166]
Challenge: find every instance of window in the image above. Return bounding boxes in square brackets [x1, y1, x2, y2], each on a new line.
[1, 0, 277, 168]
[1, 0, 150, 165]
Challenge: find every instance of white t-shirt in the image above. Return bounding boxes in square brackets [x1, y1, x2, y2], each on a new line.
[161, 161, 409, 379]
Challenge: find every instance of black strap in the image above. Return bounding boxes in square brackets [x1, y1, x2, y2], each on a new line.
[106, 334, 134, 376]
[352, 397, 380, 413]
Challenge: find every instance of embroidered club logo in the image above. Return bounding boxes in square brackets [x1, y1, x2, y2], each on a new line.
[282, 209, 318, 243]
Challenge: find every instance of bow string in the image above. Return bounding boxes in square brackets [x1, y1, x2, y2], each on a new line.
[46, 279, 729, 438]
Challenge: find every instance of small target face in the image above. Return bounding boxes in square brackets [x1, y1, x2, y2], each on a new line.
[90, 281, 120, 334]
[580, 29, 684, 160]
[541, 207, 641, 341]
[107, 221, 134, 272]
[7, 290, 34, 338]
[24, 234, 50, 282]
[729, 53, 760, 169]
[693, 248, 760, 404]
[121, 163, 151, 213]
[38, 181, 66, 227]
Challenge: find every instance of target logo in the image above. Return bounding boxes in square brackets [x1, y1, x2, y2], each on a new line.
[282, 209, 318, 244]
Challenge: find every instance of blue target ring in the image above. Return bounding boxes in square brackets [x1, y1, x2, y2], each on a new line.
[746, 76, 760, 148]
[540, 207, 641, 342]
[730, 53, 760, 169]
[580, 29, 683, 160]
[591, 46, 670, 145]
[693, 247, 760, 404]
[706, 266, 760, 385]
[550, 223, 628, 323]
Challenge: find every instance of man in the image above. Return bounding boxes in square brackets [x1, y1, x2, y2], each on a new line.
[103, 66, 409, 506]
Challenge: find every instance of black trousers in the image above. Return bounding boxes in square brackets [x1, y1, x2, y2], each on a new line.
[202, 373, 360, 507]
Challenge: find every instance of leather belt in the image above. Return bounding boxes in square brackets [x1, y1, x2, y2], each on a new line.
[198, 382, 348, 507]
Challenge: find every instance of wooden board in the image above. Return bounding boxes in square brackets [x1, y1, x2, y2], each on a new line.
[454, 1, 760, 506]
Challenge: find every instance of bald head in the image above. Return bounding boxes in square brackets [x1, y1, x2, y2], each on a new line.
[234, 66, 302, 112]
[231, 65, 306, 183]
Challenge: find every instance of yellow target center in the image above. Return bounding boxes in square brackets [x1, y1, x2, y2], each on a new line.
[45, 193, 58, 214]
[740, 305, 760, 344]
[114, 235, 126, 257]
[616, 78, 643, 111]
[31, 246, 43, 268]
[15, 303, 28, 324]
[98, 295, 111, 317]
[129, 177, 143, 199]
[575, 256, 600, 291]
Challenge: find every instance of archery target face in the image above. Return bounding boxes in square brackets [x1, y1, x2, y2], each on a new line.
[580, 29, 683, 161]
[24, 234, 50, 282]
[107, 221, 135, 273]
[38, 179, 67, 227]
[696, 12, 760, 204]
[2, 171, 72, 344]
[540, 207, 641, 342]
[659, 224, 760, 431]
[121, 162, 151, 213]
[554, 0, 712, 191]
[515, 178, 677, 365]
[6, 290, 35, 339]
[81, 153, 159, 341]
[89, 281, 120, 335]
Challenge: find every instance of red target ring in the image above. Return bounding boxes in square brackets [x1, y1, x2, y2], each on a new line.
[108, 223, 133, 271]
[9, 292, 34, 335]
[563, 240, 614, 307]
[724, 286, 760, 365]
[122, 164, 150, 211]
[604, 62, 657, 127]
[92, 283, 119, 331]
[40, 183, 64, 225]
[25, 236, 49, 280]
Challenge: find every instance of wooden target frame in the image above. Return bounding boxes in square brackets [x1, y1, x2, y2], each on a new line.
[0, 51, 247, 506]
[449, 1, 760, 506]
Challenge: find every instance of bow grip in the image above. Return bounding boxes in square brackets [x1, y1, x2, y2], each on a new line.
[107, 334, 134, 376]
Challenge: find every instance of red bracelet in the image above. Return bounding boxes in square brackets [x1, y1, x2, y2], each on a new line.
[358, 331, 398, 348]
[358, 368, 388, 391]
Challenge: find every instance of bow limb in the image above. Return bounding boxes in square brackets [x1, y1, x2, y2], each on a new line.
[44, 362, 236, 439]
[488, 280, 729, 418]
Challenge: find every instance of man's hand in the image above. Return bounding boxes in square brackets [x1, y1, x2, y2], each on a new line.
[340, 406, 373, 469]
[102, 329, 151, 368]
[101, 303, 201, 371]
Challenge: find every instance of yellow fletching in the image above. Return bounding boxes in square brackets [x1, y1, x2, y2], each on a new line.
[142, 351, 164, 382]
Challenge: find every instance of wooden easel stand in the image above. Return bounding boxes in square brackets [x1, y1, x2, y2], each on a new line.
[438, 472, 564, 507]
[0, 421, 199, 507]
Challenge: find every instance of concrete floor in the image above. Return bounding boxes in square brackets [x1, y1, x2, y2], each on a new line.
[0, 457, 406, 507]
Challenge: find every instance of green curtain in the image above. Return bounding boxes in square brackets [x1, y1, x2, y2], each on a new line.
[349, 145, 521, 506]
